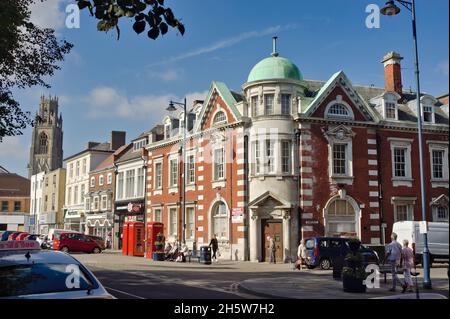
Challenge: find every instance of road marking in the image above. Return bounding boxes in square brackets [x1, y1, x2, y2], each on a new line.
[104, 286, 145, 299]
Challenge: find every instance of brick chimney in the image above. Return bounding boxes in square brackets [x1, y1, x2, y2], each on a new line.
[110, 131, 126, 151]
[382, 51, 403, 96]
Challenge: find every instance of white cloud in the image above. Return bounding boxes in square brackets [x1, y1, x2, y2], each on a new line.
[0, 136, 29, 160]
[86, 86, 208, 121]
[437, 60, 449, 77]
[151, 24, 298, 66]
[29, 0, 66, 31]
[148, 69, 182, 82]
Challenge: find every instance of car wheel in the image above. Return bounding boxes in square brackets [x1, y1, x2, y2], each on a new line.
[93, 247, 101, 254]
[60, 246, 69, 253]
[319, 258, 331, 270]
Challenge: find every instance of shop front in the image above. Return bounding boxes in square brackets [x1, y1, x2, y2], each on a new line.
[114, 200, 145, 250]
[86, 212, 113, 241]
[63, 210, 85, 233]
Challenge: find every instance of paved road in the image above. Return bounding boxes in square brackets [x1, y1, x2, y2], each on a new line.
[74, 252, 448, 299]
[90, 266, 248, 299]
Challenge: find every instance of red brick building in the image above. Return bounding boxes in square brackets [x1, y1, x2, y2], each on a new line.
[144, 48, 449, 262]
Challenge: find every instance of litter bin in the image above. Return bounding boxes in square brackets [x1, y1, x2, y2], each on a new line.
[200, 246, 212, 265]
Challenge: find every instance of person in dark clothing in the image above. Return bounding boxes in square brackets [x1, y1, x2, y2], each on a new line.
[209, 234, 219, 262]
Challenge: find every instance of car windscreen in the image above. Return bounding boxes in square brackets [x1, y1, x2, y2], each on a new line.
[0, 263, 96, 297]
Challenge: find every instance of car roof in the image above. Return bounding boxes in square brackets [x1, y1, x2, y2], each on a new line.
[0, 249, 80, 266]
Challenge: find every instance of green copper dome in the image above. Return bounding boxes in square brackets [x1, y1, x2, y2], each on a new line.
[247, 55, 303, 83]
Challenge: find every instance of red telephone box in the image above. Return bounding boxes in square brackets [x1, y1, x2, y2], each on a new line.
[145, 222, 164, 259]
[122, 221, 145, 257]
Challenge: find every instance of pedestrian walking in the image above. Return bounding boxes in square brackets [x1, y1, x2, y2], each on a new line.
[296, 239, 307, 270]
[384, 232, 403, 292]
[269, 236, 276, 264]
[209, 234, 219, 262]
[106, 232, 112, 249]
[401, 239, 415, 293]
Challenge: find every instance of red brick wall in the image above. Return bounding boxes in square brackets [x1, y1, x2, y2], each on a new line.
[147, 93, 246, 248]
[384, 63, 403, 96]
[377, 129, 449, 236]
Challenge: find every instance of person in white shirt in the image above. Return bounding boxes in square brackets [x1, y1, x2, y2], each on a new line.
[296, 240, 308, 270]
[385, 232, 403, 292]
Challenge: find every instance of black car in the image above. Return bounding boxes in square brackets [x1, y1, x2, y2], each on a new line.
[304, 237, 379, 270]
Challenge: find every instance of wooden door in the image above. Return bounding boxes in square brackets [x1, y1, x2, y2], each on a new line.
[262, 220, 283, 262]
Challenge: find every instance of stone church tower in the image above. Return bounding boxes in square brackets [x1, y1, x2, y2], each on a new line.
[27, 95, 63, 178]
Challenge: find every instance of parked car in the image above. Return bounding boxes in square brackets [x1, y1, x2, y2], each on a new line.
[0, 240, 113, 299]
[86, 235, 106, 250]
[393, 221, 449, 266]
[304, 237, 379, 270]
[16, 232, 30, 240]
[8, 232, 25, 241]
[53, 232, 103, 254]
[48, 229, 81, 241]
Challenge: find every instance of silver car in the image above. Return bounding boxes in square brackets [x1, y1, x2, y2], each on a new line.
[0, 242, 114, 299]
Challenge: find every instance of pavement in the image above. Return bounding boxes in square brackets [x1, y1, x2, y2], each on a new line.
[74, 250, 449, 299]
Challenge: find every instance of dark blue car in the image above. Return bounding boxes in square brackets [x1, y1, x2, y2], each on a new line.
[304, 237, 379, 270]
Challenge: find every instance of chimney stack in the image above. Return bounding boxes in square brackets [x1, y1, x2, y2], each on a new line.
[110, 131, 126, 151]
[382, 51, 403, 96]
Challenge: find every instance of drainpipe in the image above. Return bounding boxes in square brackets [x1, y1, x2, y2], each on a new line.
[244, 134, 249, 261]
[295, 128, 302, 242]
[141, 151, 148, 253]
[229, 130, 233, 261]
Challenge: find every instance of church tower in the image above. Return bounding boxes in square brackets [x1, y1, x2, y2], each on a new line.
[28, 95, 63, 178]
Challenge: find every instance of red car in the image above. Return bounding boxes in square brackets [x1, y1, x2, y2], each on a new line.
[53, 232, 102, 254]
[16, 232, 30, 240]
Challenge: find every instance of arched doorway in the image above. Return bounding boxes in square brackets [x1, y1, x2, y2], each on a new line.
[324, 196, 360, 238]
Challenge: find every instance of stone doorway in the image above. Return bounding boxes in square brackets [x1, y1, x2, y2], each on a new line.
[261, 220, 283, 262]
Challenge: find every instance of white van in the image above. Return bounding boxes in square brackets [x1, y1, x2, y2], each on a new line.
[392, 221, 449, 265]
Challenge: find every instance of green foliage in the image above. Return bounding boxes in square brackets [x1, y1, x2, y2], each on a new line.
[342, 266, 368, 280]
[75, 0, 185, 40]
[345, 252, 363, 264]
[0, 0, 72, 141]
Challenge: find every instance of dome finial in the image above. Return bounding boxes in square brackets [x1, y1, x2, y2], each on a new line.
[272, 36, 279, 57]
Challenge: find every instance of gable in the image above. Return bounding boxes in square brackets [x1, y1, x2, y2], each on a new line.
[310, 86, 368, 122]
[202, 94, 237, 131]
[303, 71, 379, 123]
[194, 81, 242, 132]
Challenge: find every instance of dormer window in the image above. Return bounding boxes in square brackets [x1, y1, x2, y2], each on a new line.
[385, 102, 396, 119]
[133, 139, 147, 151]
[423, 104, 433, 123]
[381, 92, 400, 120]
[164, 124, 171, 139]
[213, 111, 227, 125]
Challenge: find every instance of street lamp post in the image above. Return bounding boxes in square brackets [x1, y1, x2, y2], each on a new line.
[381, 0, 432, 290]
[167, 98, 188, 244]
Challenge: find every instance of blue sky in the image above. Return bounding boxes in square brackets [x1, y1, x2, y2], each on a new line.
[1, 0, 448, 177]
